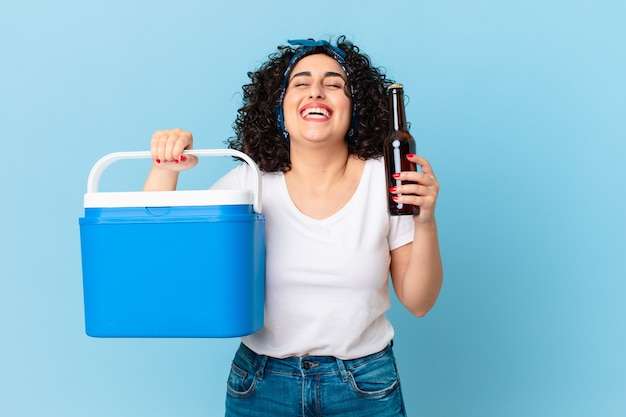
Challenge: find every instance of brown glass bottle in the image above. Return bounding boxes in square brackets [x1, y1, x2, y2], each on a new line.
[383, 84, 420, 216]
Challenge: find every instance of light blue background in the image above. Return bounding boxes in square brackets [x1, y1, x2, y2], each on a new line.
[1, 0, 625, 416]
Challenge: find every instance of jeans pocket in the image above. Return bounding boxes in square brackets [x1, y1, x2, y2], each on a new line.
[226, 360, 257, 398]
[347, 352, 400, 399]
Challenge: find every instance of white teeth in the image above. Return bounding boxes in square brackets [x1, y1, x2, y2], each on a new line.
[302, 107, 330, 119]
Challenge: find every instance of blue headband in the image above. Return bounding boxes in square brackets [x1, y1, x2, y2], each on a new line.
[275, 39, 359, 143]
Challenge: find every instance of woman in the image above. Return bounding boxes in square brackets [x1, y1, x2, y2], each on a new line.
[144, 37, 442, 417]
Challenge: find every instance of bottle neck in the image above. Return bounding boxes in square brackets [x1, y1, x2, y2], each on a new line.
[389, 88, 407, 132]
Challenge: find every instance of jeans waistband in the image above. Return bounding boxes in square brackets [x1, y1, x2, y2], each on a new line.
[237, 341, 394, 380]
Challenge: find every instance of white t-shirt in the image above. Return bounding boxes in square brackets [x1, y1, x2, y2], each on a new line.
[211, 157, 414, 359]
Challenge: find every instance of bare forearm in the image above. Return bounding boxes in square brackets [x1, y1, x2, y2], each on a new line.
[143, 165, 179, 191]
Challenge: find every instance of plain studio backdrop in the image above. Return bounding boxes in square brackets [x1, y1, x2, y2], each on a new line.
[1, 0, 624, 416]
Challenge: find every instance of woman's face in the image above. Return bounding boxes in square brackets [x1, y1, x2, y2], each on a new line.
[282, 53, 352, 146]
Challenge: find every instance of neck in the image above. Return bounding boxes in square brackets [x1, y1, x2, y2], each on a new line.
[288, 143, 351, 187]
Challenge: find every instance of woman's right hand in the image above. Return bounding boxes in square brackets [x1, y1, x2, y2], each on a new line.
[150, 128, 199, 171]
[143, 128, 198, 191]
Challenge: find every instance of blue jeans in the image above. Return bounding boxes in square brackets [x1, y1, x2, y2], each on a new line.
[225, 342, 407, 416]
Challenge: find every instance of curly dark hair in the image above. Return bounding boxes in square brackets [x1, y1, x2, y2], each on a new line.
[227, 36, 395, 173]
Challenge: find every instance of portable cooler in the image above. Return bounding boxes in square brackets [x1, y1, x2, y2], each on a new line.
[79, 149, 265, 337]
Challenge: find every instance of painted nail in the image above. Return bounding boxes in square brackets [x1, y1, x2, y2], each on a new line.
[392, 173, 401, 179]
[392, 195, 399, 201]
[180, 155, 187, 162]
[155, 159, 161, 164]
[174, 159, 179, 163]
[406, 153, 415, 158]
[389, 186, 397, 193]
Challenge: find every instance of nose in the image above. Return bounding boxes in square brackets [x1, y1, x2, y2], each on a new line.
[308, 81, 325, 99]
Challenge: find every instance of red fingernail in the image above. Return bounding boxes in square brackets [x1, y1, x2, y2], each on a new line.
[392, 173, 401, 179]
[392, 195, 399, 201]
[155, 159, 161, 164]
[389, 186, 397, 193]
[174, 159, 179, 164]
[180, 155, 187, 162]
[406, 154, 415, 158]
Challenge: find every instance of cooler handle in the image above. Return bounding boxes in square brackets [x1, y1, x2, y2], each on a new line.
[86, 149, 262, 213]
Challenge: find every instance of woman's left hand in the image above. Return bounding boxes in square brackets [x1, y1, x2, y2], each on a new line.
[390, 154, 440, 224]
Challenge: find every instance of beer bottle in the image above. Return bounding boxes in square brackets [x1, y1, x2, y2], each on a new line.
[383, 84, 420, 216]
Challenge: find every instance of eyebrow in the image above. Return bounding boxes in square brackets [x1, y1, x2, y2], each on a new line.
[289, 71, 347, 83]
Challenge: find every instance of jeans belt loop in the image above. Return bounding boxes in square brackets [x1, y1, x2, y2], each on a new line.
[251, 348, 269, 380]
[334, 357, 350, 382]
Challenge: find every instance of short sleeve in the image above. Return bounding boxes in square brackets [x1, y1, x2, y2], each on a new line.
[388, 215, 415, 251]
[210, 163, 256, 191]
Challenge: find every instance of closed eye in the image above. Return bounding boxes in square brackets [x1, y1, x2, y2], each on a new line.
[289, 72, 312, 88]
[288, 71, 346, 89]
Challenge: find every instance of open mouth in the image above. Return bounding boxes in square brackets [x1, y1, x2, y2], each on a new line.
[301, 107, 332, 119]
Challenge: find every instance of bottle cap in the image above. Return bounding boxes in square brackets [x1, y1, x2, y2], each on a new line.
[387, 83, 404, 90]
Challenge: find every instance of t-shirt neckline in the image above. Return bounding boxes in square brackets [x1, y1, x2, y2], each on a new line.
[280, 158, 374, 224]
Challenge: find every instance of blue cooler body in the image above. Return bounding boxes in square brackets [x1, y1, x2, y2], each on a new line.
[79, 150, 265, 338]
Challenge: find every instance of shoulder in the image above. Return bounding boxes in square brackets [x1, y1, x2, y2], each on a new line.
[361, 156, 385, 181]
[211, 163, 282, 190]
[368, 156, 384, 169]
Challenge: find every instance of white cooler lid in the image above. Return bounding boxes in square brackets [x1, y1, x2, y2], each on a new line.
[84, 189, 253, 208]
